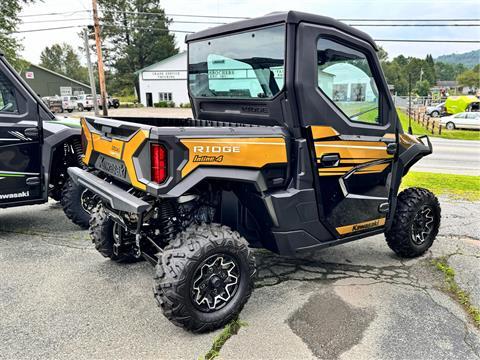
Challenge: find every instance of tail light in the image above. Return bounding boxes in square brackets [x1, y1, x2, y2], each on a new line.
[151, 143, 167, 183]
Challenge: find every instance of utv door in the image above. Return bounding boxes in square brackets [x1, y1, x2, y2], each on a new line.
[0, 58, 43, 207]
[295, 23, 398, 238]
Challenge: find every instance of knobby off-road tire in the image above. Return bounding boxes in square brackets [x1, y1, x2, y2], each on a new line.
[385, 187, 441, 258]
[89, 204, 138, 263]
[154, 223, 256, 333]
[61, 178, 91, 229]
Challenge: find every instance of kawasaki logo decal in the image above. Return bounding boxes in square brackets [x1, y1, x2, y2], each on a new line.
[0, 191, 30, 200]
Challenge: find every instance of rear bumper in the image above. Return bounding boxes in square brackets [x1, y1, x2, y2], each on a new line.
[67, 167, 150, 214]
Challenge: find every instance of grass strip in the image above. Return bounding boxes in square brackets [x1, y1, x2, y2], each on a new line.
[200, 317, 247, 360]
[402, 172, 480, 201]
[431, 257, 480, 329]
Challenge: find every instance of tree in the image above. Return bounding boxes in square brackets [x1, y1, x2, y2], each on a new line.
[414, 80, 430, 96]
[39, 43, 89, 83]
[457, 65, 480, 89]
[97, 0, 178, 96]
[424, 54, 436, 85]
[0, 0, 35, 70]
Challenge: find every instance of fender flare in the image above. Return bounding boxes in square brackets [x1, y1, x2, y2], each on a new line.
[42, 127, 81, 198]
[152, 168, 268, 198]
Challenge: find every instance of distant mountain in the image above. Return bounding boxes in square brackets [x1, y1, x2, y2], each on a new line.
[435, 50, 480, 68]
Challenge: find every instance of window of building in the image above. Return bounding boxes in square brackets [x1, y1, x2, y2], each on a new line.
[0, 72, 19, 113]
[317, 38, 381, 125]
[159, 92, 173, 101]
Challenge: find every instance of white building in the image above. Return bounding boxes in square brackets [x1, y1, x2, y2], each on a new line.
[137, 52, 189, 107]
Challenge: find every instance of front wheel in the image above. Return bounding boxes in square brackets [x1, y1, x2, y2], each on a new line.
[430, 110, 439, 117]
[385, 187, 441, 258]
[446, 122, 455, 130]
[77, 104, 84, 112]
[154, 223, 256, 333]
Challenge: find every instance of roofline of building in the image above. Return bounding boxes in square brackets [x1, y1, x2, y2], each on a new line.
[135, 51, 187, 74]
[29, 64, 92, 89]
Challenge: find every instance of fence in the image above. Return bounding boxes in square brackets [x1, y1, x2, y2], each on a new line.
[406, 107, 442, 135]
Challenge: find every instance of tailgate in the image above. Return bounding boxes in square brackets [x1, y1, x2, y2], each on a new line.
[81, 116, 152, 191]
[81, 116, 290, 195]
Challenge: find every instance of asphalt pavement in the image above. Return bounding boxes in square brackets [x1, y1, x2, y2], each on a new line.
[413, 137, 480, 176]
[0, 198, 479, 359]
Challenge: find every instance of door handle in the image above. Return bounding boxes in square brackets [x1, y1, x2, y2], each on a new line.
[320, 153, 340, 167]
[386, 142, 397, 155]
[24, 127, 39, 139]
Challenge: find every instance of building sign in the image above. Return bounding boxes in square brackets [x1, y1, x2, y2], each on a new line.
[60, 86, 72, 96]
[25, 71, 34, 79]
[142, 70, 187, 80]
[207, 67, 284, 79]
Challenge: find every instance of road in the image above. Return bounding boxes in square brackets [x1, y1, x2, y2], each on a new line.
[413, 137, 480, 176]
[0, 199, 479, 359]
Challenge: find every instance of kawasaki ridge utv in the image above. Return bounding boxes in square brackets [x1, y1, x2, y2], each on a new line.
[69, 11, 441, 332]
[0, 51, 90, 228]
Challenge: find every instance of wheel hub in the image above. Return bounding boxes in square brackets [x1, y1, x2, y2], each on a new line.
[411, 205, 434, 245]
[80, 189, 97, 214]
[192, 254, 239, 312]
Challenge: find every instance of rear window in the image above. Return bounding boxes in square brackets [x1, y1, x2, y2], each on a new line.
[188, 25, 285, 99]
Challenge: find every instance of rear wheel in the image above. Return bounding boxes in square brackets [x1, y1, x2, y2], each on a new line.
[385, 187, 440, 258]
[61, 178, 92, 229]
[154, 223, 255, 332]
[77, 103, 84, 111]
[430, 110, 439, 117]
[89, 204, 139, 262]
[446, 122, 455, 130]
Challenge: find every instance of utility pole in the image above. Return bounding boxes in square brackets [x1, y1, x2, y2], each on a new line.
[408, 73, 413, 135]
[91, 0, 108, 116]
[83, 29, 99, 116]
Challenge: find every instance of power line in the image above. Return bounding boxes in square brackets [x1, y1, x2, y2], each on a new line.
[19, 18, 225, 25]
[19, 11, 479, 22]
[18, 10, 89, 18]
[101, 24, 194, 33]
[12, 24, 480, 43]
[20, 17, 91, 24]
[13, 25, 85, 33]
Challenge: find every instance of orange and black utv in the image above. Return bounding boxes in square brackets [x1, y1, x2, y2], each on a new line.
[69, 11, 441, 332]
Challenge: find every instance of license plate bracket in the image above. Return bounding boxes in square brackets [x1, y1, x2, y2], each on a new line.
[95, 155, 128, 181]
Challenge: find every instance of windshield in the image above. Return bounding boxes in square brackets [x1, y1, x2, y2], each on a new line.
[188, 25, 285, 99]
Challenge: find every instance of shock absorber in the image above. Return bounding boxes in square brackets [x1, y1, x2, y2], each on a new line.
[156, 201, 180, 245]
[71, 137, 84, 167]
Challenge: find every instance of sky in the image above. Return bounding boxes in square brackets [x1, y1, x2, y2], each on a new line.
[14, 0, 480, 65]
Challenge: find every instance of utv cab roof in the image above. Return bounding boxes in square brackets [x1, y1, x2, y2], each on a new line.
[185, 10, 377, 50]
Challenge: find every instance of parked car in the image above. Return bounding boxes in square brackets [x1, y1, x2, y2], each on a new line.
[426, 102, 445, 117]
[440, 112, 480, 130]
[61, 96, 78, 113]
[77, 94, 96, 111]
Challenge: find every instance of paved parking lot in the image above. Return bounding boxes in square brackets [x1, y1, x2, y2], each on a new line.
[1, 197, 479, 359]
